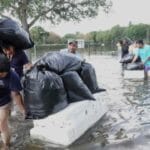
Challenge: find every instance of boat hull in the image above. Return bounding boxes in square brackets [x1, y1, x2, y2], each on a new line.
[30, 92, 108, 146]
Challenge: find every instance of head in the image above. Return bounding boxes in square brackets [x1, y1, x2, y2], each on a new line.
[117, 40, 123, 47]
[132, 41, 138, 48]
[0, 54, 10, 78]
[118, 40, 123, 45]
[136, 40, 144, 49]
[68, 40, 78, 54]
[123, 39, 130, 46]
[0, 42, 15, 56]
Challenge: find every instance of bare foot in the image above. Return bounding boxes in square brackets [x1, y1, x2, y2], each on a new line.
[1, 143, 10, 150]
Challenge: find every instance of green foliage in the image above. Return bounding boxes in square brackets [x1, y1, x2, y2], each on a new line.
[87, 24, 150, 47]
[62, 32, 85, 43]
[30, 26, 48, 44]
[30, 26, 61, 44]
[62, 33, 77, 43]
[30, 23, 150, 47]
[87, 31, 97, 42]
[46, 32, 62, 44]
[124, 24, 150, 40]
[0, 0, 112, 31]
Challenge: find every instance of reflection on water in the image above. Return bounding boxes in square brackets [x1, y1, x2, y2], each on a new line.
[13, 53, 150, 149]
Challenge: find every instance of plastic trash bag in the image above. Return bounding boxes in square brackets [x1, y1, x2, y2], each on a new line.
[120, 54, 134, 63]
[0, 18, 34, 50]
[61, 71, 95, 103]
[79, 62, 101, 93]
[126, 63, 144, 70]
[36, 52, 82, 74]
[23, 67, 68, 119]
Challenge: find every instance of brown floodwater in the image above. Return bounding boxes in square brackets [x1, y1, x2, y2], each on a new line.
[5, 53, 150, 150]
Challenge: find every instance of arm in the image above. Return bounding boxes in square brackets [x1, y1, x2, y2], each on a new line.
[10, 71, 25, 116]
[143, 56, 150, 65]
[11, 91, 25, 115]
[132, 48, 140, 63]
[22, 51, 32, 71]
[23, 62, 32, 70]
[132, 55, 138, 63]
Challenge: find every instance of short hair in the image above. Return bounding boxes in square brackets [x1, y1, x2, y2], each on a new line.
[136, 40, 144, 45]
[118, 40, 123, 45]
[0, 54, 10, 72]
[0, 41, 13, 49]
[68, 40, 78, 45]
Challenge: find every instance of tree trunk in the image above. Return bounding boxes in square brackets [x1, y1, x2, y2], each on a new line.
[18, 0, 32, 61]
[21, 19, 32, 61]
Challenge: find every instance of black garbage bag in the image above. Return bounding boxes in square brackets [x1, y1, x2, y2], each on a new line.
[0, 46, 2, 53]
[61, 71, 95, 103]
[120, 54, 134, 63]
[126, 62, 144, 70]
[36, 52, 82, 74]
[0, 18, 34, 50]
[79, 62, 101, 93]
[23, 67, 68, 119]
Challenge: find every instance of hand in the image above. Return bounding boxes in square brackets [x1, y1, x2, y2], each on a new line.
[24, 63, 32, 70]
[144, 57, 150, 64]
[23, 63, 32, 73]
[140, 62, 144, 67]
[147, 57, 150, 61]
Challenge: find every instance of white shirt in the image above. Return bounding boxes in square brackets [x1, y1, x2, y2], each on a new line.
[60, 48, 83, 60]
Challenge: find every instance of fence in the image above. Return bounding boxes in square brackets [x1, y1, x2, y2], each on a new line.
[31, 43, 116, 61]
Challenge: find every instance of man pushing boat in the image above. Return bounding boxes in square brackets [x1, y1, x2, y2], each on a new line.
[132, 40, 150, 79]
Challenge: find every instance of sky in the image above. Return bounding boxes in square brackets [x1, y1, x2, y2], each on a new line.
[37, 0, 150, 36]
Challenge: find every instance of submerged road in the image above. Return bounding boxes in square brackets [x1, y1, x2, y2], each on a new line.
[6, 54, 150, 150]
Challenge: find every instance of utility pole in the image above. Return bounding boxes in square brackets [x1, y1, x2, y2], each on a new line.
[146, 28, 150, 44]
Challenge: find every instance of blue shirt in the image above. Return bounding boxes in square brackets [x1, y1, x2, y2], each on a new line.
[135, 45, 150, 66]
[11, 51, 29, 78]
[0, 70, 22, 106]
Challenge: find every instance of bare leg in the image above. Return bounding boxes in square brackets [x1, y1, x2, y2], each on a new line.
[0, 106, 10, 150]
[11, 92, 25, 117]
[144, 70, 148, 80]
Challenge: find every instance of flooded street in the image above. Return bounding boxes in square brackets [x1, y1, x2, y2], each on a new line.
[76, 54, 150, 150]
[8, 54, 150, 150]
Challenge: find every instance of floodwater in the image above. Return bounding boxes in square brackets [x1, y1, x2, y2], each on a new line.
[6, 52, 150, 150]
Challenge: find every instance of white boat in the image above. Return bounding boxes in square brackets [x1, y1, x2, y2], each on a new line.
[30, 92, 108, 147]
[123, 70, 145, 79]
[123, 69, 150, 79]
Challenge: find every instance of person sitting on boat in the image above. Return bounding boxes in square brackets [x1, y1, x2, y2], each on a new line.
[132, 40, 150, 79]
[60, 40, 83, 60]
[60, 40, 106, 92]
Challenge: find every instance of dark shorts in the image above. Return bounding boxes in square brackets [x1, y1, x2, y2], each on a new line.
[0, 102, 11, 110]
[144, 66, 150, 72]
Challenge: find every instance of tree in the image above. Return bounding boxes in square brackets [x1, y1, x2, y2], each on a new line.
[46, 32, 62, 44]
[90, 31, 97, 43]
[62, 33, 77, 43]
[30, 26, 62, 44]
[109, 25, 125, 43]
[84, 31, 97, 42]
[75, 32, 85, 39]
[124, 24, 149, 40]
[30, 26, 49, 44]
[0, 0, 112, 32]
